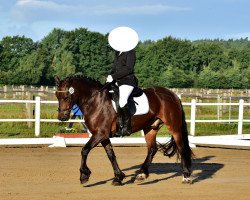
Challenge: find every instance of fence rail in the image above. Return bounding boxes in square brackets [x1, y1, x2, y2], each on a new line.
[0, 97, 249, 137]
[1, 85, 250, 101]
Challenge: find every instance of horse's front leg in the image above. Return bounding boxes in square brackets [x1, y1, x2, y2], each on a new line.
[101, 139, 125, 186]
[80, 136, 102, 184]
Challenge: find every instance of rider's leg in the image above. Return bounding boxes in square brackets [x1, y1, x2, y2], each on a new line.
[120, 104, 132, 136]
[118, 85, 134, 108]
[113, 85, 133, 137]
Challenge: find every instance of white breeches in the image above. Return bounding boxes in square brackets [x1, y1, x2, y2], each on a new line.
[119, 85, 134, 108]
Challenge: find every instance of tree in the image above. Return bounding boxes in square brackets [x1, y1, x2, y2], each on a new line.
[13, 51, 44, 85]
[159, 66, 195, 88]
[0, 36, 36, 84]
[40, 28, 67, 53]
[52, 49, 76, 79]
[242, 66, 250, 88]
[36, 45, 54, 85]
[197, 66, 243, 89]
[0, 36, 36, 71]
[0, 29, 249, 88]
[192, 42, 232, 72]
[197, 66, 221, 88]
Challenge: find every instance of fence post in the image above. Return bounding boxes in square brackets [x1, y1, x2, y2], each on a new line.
[3, 85, 8, 99]
[228, 96, 232, 123]
[217, 95, 221, 120]
[21, 85, 25, 99]
[190, 99, 196, 136]
[35, 96, 41, 137]
[238, 99, 244, 135]
[26, 92, 33, 128]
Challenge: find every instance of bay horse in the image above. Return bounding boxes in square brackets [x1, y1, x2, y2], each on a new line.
[54, 75, 193, 185]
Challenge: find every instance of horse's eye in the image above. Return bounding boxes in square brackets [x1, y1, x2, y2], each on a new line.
[64, 97, 69, 101]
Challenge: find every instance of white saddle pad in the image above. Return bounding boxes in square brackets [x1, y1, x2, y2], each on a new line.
[111, 93, 149, 115]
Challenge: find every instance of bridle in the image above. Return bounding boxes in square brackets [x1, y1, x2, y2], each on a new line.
[56, 81, 114, 115]
[56, 89, 76, 114]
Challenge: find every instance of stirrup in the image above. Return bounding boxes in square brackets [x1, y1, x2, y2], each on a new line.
[113, 128, 131, 137]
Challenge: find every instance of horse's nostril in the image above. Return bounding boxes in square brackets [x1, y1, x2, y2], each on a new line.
[58, 115, 66, 121]
[60, 115, 69, 121]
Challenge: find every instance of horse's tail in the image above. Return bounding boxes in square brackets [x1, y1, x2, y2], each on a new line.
[157, 100, 193, 165]
[179, 101, 194, 168]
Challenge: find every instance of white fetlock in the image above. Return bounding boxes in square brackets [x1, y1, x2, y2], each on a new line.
[182, 176, 193, 184]
[135, 173, 147, 182]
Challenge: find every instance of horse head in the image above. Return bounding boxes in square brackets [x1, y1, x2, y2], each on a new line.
[54, 75, 103, 121]
[54, 76, 79, 121]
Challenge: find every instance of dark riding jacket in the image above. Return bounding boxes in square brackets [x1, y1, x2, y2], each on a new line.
[110, 50, 138, 87]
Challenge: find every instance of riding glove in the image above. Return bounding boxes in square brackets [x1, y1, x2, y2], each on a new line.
[106, 75, 113, 83]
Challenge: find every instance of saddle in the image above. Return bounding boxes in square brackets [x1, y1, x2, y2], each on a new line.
[109, 84, 149, 116]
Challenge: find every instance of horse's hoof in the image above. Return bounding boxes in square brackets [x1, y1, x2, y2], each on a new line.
[80, 176, 89, 184]
[182, 177, 193, 184]
[112, 179, 123, 186]
[80, 179, 89, 185]
[134, 173, 147, 183]
[119, 172, 126, 181]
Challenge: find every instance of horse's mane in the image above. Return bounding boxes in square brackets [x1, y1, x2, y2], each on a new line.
[63, 75, 103, 88]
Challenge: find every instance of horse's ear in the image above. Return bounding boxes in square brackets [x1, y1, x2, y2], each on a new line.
[54, 75, 61, 86]
[67, 77, 73, 87]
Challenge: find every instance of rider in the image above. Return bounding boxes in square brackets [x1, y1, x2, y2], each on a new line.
[106, 27, 139, 137]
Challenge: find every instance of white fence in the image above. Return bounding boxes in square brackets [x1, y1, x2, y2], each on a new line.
[0, 97, 249, 137]
[185, 99, 250, 136]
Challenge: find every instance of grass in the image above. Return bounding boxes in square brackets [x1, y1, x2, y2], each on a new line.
[0, 100, 249, 138]
[1, 121, 248, 138]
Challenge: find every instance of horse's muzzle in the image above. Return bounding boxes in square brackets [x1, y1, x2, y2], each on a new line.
[59, 116, 70, 122]
[58, 111, 70, 121]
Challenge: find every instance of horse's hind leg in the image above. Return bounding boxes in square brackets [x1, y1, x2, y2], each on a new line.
[101, 139, 125, 186]
[172, 133, 192, 184]
[80, 135, 102, 184]
[134, 128, 158, 182]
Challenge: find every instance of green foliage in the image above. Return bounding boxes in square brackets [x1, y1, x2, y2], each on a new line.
[0, 29, 249, 88]
[52, 49, 76, 79]
[160, 66, 195, 88]
[0, 36, 37, 85]
[197, 65, 249, 89]
[14, 51, 44, 85]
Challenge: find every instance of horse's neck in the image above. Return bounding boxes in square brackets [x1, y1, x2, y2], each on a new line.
[74, 78, 101, 94]
[78, 87, 98, 100]
[72, 78, 104, 108]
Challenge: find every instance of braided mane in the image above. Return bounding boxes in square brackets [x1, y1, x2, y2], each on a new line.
[63, 75, 103, 88]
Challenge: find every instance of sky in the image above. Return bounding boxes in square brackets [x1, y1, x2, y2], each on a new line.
[0, 0, 250, 42]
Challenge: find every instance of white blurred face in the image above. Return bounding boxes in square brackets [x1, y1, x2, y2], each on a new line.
[108, 26, 139, 52]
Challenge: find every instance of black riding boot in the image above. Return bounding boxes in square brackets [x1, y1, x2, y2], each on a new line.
[113, 105, 132, 137]
[121, 105, 132, 136]
[115, 107, 123, 133]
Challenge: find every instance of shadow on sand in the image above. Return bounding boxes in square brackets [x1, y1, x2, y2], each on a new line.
[84, 156, 224, 187]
